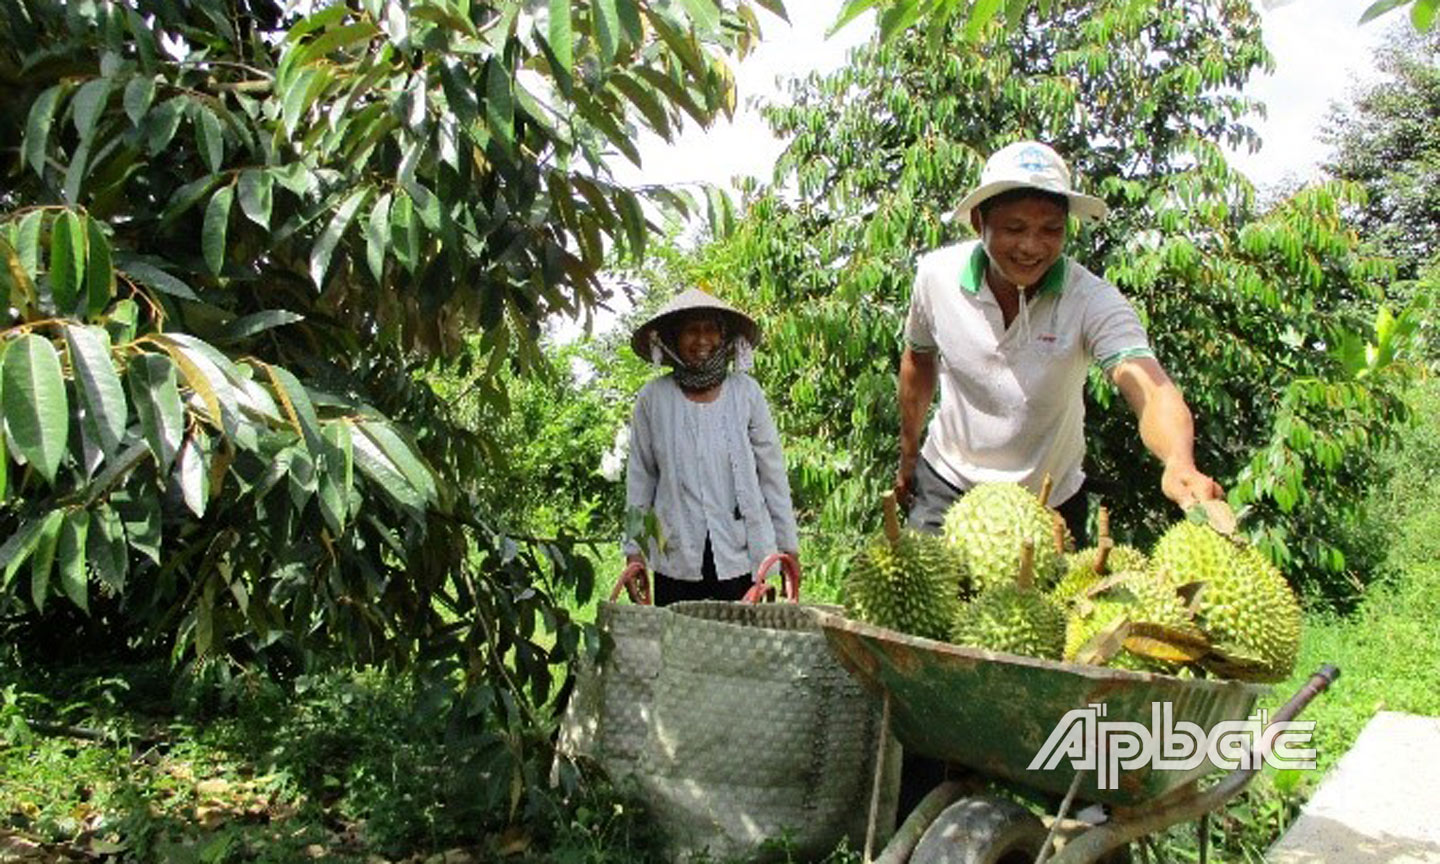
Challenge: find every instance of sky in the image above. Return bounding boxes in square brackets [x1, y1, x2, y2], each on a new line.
[613, 0, 1397, 195]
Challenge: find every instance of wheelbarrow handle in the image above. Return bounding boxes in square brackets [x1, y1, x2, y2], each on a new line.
[741, 552, 802, 604]
[609, 560, 653, 605]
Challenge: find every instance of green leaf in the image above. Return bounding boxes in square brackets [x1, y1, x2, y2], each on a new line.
[64, 325, 127, 459]
[16, 210, 44, 278]
[49, 210, 87, 315]
[217, 310, 305, 343]
[88, 504, 129, 592]
[262, 363, 323, 452]
[194, 102, 225, 173]
[827, 0, 879, 36]
[318, 421, 353, 535]
[365, 191, 392, 283]
[390, 194, 418, 273]
[62, 139, 92, 206]
[23, 85, 63, 176]
[593, 0, 620, 64]
[123, 76, 155, 125]
[1414, 0, 1437, 29]
[57, 510, 90, 612]
[356, 419, 437, 503]
[72, 78, 113, 142]
[83, 218, 115, 317]
[238, 169, 274, 229]
[677, 0, 720, 34]
[176, 432, 209, 517]
[128, 353, 184, 475]
[0, 234, 36, 315]
[2, 334, 69, 484]
[547, 0, 573, 75]
[115, 488, 161, 565]
[485, 58, 515, 153]
[203, 184, 234, 275]
[752, 0, 789, 22]
[965, 0, 1003, 40]
[1358, 0, 1410, 23]
[310, 186, 369, 288]
[153, 334, 233, 437]
[1, 514, 50, 589]
[29, 510, 63, 612]
[350, 421, 427, 514]
[141, 97, 185, 154]
[118, 258, 199, 300]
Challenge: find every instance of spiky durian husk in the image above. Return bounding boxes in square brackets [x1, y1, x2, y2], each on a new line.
[951, 584, 1066, 660]
[1150, 521, 1240, 588]
[1149, 522, 1302, 683]
[1062, 571, 1200, 672]
[1194, 546, 1302, 683]
[1052, 545, 1149, 606]
[844, 530, 967, 641]
[941, 483, 1064, 593]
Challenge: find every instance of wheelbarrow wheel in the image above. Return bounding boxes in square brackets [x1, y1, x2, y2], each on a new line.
[910, 795, 1048, 864]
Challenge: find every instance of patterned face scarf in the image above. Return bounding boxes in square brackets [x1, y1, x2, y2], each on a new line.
[670, 336, 733, 392]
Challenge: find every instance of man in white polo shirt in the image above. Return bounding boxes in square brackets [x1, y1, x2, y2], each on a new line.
[895, 141, 1221, 541]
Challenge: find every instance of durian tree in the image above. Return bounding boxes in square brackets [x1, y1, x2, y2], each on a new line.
[693, 0, 1421, 599]
[0, 0, 775, 814]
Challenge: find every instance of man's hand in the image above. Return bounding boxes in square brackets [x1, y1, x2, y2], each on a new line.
[1161, 461, 1223, 511]
[894, 463, 916, 510]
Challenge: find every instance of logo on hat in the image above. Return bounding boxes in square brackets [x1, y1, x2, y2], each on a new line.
[1017, 145, 1051, 174]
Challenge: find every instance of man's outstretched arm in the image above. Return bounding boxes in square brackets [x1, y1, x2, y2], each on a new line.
[1111, 356, 1223, 510]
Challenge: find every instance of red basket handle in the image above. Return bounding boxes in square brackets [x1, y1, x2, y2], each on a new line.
[741, 552, 801, 604]
[609, 560, 653, 605]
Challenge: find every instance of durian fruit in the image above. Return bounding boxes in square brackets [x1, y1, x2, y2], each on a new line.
[1062, 570, 1204, 672]
[1052, 508, 1149, 606]
[1150, 517, 1303, 683]
[951, 540, 1066, 660]
[942, 481, 1064, 593]
[844, 493, 967, 641]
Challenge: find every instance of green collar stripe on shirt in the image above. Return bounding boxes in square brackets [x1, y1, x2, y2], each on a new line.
[959, 244, 1068, 296]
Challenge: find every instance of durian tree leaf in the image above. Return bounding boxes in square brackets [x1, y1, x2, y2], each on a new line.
[355, 418, 437, 504]
[84, 217, 115, 317]
[64, 324, 128, 459]
[128, 353, 185, 476]
[88, 503, 129, 592]
[118, 258, 199, 300]
[0, 235, 37, 316]
[202, 183, 234, 275]
[176, 431, 210, 518]
[261, 362, 323, 452]
[1072, 616, 1130, 666]
[29, 509, 64, 613]
[0, 512, 54, 589]
[49, 210, 86, 315]
[2, 333, 70, 484]
[57, 509, 90, 613]
[237, 168, 274, 229]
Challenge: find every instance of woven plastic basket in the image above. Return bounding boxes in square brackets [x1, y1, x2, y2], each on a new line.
[633, 601, 897, 862]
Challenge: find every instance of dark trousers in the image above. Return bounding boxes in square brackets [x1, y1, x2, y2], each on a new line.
[652, 536, 750, 606]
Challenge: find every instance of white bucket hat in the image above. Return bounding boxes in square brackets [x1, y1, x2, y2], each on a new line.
[630, 288, 760, 363]
[955, 141, 1109, 223]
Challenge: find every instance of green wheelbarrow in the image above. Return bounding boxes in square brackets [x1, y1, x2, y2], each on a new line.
[812, 611, 1338, 864]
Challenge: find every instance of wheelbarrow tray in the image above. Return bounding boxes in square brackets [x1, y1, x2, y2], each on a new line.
[813, 611, 1269, 807]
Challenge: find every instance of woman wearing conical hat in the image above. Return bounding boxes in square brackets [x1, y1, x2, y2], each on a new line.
[623, 288, 800, 605]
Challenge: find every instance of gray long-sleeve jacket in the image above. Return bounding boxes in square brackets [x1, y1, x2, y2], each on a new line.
[624, 373, 799, 581]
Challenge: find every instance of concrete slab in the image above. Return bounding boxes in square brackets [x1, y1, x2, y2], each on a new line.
[1268, 711, 1440, 863]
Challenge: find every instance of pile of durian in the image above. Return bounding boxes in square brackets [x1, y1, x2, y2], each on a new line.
[842, 483, 1301, 683]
